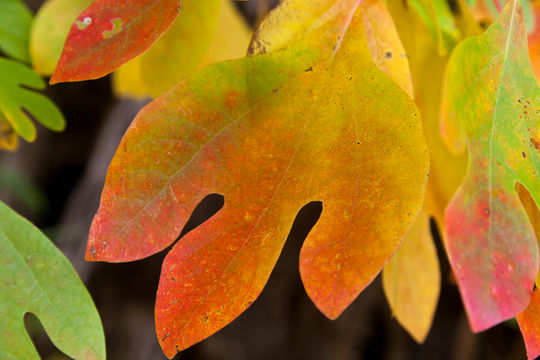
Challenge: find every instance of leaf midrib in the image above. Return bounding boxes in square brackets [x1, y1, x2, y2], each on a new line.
[486, 0, 517, 278]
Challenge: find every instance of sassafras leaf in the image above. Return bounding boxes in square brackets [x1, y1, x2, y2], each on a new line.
[0, 0, 32, 62]
[50, 0, 182, 84]
[0, 111, 18, 151]
[113, 0, 220, 98]
[441, 0, 540, 332]
[516, 288, 540, 360]
[0, 58, 64, 142]
[113, 0, 250, 99]
[30, 0, 94, 75]
[87, 0, 429, 355]
[382, 211, 439, 343]
[0, 201, 105, 360]
[528, 0, 540, 79]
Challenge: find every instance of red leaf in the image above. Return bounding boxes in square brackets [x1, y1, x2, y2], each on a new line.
[50, 0, 181, 84]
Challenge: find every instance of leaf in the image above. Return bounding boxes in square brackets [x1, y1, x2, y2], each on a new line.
[87, 0, 429, 355]
[382, 0, 465, 342]
[114, 0, 220, 98]
[0, 111, 18, 151]
[113, 0, 250, 99]
[529, 0, 540, 79]
[0, 0, 33, 62]
[515, 184, 540, 360]
[382, 212, 439, 343]
[30, 0, 94, 75]
[197, 0, 251, 68]
[0, 57, 65, 142]
[382, 0, 483, 341]
[50, 0, 182, 84]
[0, 200, 105, 359]
[249, 0, 413, 94]
[516, 288, 540, 360]
[441, 0, 540, 332]
[408, 0, 461, 54]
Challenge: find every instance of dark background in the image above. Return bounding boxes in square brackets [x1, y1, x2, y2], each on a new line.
[0, 0, 530, 359]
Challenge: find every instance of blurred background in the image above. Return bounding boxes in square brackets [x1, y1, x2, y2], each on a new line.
[0, 0, 532, 359]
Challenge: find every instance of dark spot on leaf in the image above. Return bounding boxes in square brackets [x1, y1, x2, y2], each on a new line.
[385, 51, 392, 59]
[305, 66, 313, 72]
[522, 152, 527, 158]
[479, 21, 490, 29]
[162, 332, 170, 342]
[530, 138, 540, 151]
[90, 245, 96, 257]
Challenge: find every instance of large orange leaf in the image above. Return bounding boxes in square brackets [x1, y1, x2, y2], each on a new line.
[441, 0, 540, 332]
[87, 0, 429, 355]
[50, 0, 181, 84]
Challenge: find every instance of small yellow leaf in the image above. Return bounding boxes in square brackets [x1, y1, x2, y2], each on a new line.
[383, 211, 440, 343]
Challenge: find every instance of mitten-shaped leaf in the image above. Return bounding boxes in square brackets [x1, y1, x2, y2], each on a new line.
[441, 0, 540, 332]
[88, 0, 429, 355]
[0, 201, 105, 359]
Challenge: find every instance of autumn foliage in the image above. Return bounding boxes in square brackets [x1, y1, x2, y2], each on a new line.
[1, 0, 540, 358]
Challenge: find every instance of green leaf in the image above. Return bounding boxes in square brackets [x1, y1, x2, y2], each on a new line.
[0, 0, 33, 62]
[0, 57, 65, 142]
[0, 200, 105, 359]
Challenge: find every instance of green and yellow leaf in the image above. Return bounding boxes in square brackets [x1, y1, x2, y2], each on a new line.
[441, 0, 540, 332]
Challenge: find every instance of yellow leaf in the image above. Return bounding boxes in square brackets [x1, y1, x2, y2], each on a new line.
[383, 211, 439, 343]
[113, 0, 251, 99]
[199, 0, 251, 67]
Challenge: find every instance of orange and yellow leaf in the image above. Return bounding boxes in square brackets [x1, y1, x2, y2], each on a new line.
[87, 0, 429, 355]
